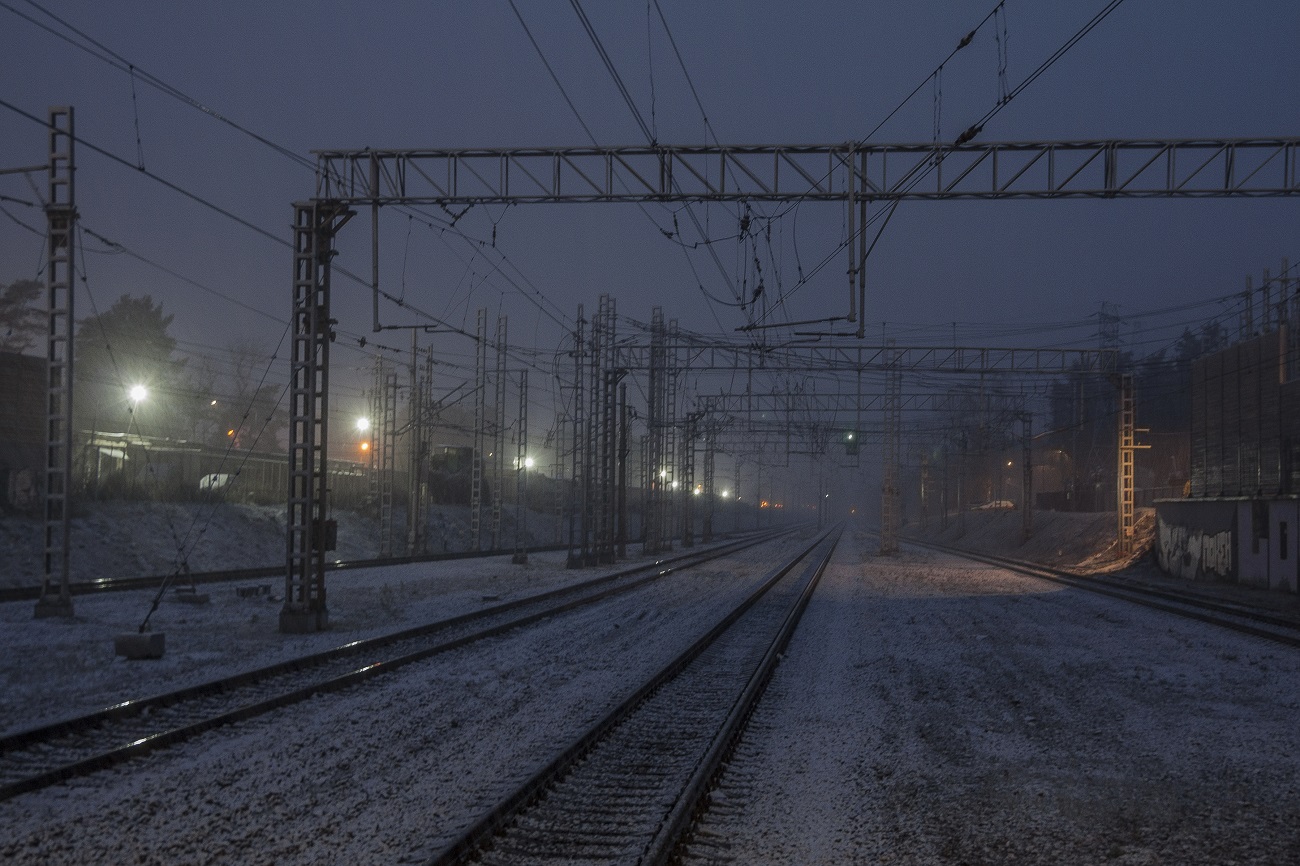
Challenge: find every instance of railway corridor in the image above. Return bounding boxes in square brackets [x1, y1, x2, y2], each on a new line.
[2, 528, 1297, 865]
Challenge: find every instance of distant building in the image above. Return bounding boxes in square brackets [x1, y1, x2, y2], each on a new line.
[0, 352, 43, 512]
[1155, 326, 1299, 592]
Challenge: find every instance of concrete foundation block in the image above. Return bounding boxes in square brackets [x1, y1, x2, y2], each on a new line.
[34, 598, 75, 619]
[114, 632, 166, 660]
[235, 584, 272, 599]
[279, 607, 328, 633]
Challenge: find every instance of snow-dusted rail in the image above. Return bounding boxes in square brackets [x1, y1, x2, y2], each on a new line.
[0, 531, 795, 802]
[431, 528, 842, 866]
[902, 537, 1300, 648]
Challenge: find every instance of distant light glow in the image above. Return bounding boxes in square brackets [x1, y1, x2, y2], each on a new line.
[128, 384, 147, 404]
[524, 457, 535, 469]
[720, 489, 730, 499]
[356, 417, 370, 432]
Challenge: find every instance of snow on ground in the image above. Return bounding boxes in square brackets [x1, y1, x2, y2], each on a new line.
[685, 529, 1300, 865]
[2, 521, 1298, 864]
[1, 547, 580, 735]
[0, 535, 808, 865]
[0, 500, 564, 589]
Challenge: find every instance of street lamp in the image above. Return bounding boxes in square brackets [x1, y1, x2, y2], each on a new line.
[128, 384, 147, 405]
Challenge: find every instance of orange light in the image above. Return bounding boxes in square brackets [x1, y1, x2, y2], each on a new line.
[360, 441, 370, 452]
[227, 429, 235, 437]
[760, 499, 770, 509]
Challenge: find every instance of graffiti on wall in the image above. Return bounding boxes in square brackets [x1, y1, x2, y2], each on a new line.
[1157, 520, 1233, 580]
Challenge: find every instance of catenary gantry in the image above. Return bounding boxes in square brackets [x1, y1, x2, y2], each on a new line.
[279, 135, 1299, 632]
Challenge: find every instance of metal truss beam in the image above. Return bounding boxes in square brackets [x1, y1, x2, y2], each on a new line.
[695, 390, 1028, 415]
[315, 138, 1300, 205]
[612, 341, 1112, 374]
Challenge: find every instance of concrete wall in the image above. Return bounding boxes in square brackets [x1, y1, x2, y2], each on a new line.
[1156, 497, 1299, 593]
[1156, 499, 1236, 582]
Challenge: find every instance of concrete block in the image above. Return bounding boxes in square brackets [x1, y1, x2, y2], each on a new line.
[114, 632, 165, 660]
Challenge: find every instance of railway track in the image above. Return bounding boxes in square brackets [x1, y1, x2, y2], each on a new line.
[903, 535, 1300, 648]
[0, 529, 795, 802]
[432, 526, 842, 866]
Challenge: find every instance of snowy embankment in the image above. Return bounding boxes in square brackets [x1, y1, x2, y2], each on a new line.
[0, 500, 561, 589]
[904, 506, 1157, 572]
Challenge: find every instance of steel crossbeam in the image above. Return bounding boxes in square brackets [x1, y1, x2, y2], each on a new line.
[613, 341, 1113, 374]
[315, 138, 1300, 205]
[695, 391, 1028, 415]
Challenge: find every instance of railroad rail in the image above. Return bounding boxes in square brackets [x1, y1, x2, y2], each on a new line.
[0, 529, 794, 802]
[432, 526, 842, 865]
[903, 536, 1300, 648]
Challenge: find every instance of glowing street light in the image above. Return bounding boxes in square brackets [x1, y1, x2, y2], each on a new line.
[128, 384, 147, 404]
[524, 457, 535, 469]
[356, 417, 371, 432]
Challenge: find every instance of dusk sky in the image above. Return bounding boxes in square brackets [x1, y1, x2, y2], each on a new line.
[2, 0, 1297, 426]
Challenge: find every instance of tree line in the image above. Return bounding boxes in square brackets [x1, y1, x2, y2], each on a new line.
[1, 278, 287, 450]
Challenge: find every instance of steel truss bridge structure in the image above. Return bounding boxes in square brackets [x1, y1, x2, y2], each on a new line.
[253, 135, 1300, 630]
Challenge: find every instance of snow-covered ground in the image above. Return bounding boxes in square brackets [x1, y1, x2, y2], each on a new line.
[2, 524, 1297, 864]
[0, 500, 565, 589]
[687, 530, 1300, 864]
[1, 534, 807, 864]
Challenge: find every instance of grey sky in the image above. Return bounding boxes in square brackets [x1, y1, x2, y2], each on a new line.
[2, 0, 1297, 414]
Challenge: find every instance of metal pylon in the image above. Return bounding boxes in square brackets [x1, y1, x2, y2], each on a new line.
[645, 309, 668, 554]
[1021, 413, 1034, 542]
[491, 315, 507, 550]
[663, 319, 679, 547]
[566, 308, 585, 567]
[407, 347, 432, 555]
[595, 295, 621, 563]
[1116, 373, 1146, 557]
[378, 370, 398, 557]
[512, 369, 529, 564]
[471, 309, 487, 550]
[36, 106, 76, 619]
[701, 421, 716, 543]
[879, 342, 901, 555]
[680, 412, 703, 547]
[282, 199, 352, 633]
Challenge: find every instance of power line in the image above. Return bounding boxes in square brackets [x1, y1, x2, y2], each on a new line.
[568, 0, 656, 144]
